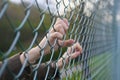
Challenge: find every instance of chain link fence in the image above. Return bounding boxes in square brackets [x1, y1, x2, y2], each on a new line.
[0, 0, 117, 80]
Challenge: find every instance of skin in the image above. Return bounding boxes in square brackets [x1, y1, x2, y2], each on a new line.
[20, 18, 82, 69]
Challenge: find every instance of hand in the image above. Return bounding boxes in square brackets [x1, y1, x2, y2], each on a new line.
[20, 18, 74, 65]
[57, 42, 82, 69]
[38, 18, 74, 55]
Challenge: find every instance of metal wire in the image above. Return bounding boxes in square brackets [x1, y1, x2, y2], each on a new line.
[0, 0, 117, 80]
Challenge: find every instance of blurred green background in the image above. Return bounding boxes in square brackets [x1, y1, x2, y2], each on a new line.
[0, 1, 77, 62]
[0, 2, 53, 60]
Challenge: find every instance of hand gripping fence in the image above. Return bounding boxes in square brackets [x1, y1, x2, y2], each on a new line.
[0, 0, 117, 80]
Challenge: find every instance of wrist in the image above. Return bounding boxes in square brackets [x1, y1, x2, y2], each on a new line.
[20, 47, 41, 66]
[39, 37, 51, 55]
[20, 53, 25, 65]
[56, 58, 63, 70]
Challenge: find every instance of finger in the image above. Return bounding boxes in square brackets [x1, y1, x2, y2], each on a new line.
[73, 42, 82, 53]
[54, 18, 69, 31]
[61, 52, 70, 65]
[70, 51, 81, 59]
[58, 39, 75, 47]
[56, 18, 68, 26]
[63, 18, 69, 27]
[67, 42, 82, 54]
[56, 18, 68, 25]
[67, 47, 73, 54]
[50, 32, 63, 40]
[54, 24, 66, 35]
[61, 51, 80, 64]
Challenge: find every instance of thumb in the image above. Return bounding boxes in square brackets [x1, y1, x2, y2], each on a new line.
[58, 39, 75, 47]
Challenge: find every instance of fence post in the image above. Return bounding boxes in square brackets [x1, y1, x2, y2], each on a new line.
[112, 0, 119, 80]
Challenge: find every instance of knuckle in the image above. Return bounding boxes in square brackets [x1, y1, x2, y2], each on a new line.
[60, 29, 65, 34]
[55, 24, 61, 28]
[55, 24, 66, 35]
[51, 32, 58, 37]
[54, 32, 63, 38]
[54, 32, 59, 35]
[76, 42, 80, 47]
[58, 23, 63, 28]
[54, 24, 62, 30]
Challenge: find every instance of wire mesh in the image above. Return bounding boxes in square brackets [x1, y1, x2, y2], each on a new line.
[0, 0, 117, 80]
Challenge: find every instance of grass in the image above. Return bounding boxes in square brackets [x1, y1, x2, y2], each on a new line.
[61, 53, 113, 80]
